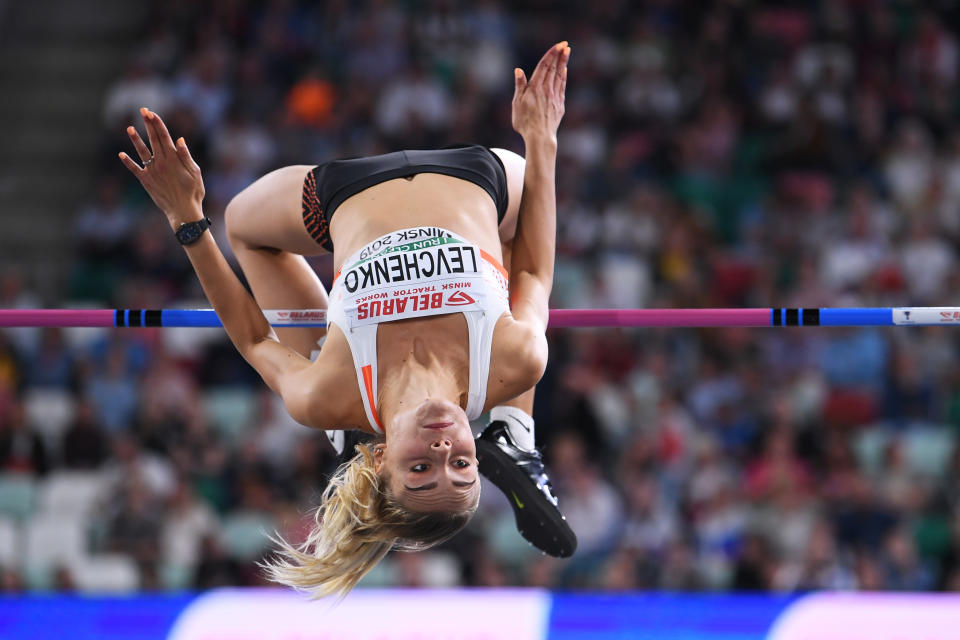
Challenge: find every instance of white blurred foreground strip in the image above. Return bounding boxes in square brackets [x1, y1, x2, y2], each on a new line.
[769, 593, 960, 640]
[167, 588, 551, 640]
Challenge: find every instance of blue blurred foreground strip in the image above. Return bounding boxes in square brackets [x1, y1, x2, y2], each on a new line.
[0, 595, 194, 640]
[547, 593, 796, 640]
[3, 591, 959, 640]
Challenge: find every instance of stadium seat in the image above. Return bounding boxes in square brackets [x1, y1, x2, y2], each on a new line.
[24, 513, 87, 569]
[71, 554, 139, 593]
[853, 426, 890, 476]
[23, 388, 76, 452]
[486, 510, 541, 567]
[22, 564, 53, 591]
[219, 512, 275, 561]
[61, 325, 108, 353]
[202, 387, 257, 445]
[903, 426, 956, 479]
[418, 551, 461, 587]
[159, 562, 193, 591]
[0, 517, 19, 568]
[357, 557, 398, 587]
[388, 550, 462, 588]
[37, 470, 108, 517]
[0, 474, 37, 521]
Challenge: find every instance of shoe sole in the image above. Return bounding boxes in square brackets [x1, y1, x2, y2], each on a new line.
[476, 438, 577, 558]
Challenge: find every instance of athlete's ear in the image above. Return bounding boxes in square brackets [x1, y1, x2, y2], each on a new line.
[373, 444, 385, 473]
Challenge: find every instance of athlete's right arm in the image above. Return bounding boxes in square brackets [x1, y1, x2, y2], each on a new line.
[119, 108, 315, 412]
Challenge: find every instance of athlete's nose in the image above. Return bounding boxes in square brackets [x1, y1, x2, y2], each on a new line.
[430, 438, 452, 449]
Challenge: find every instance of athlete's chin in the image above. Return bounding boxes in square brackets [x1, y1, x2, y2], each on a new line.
[416, 398, 467, 424]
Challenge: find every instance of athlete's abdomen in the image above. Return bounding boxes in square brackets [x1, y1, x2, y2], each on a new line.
[328, 174, 504, 272]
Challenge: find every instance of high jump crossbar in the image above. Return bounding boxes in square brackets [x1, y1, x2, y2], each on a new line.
[1, 307, 960, 328]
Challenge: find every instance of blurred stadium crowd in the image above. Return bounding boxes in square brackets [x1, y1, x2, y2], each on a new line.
[3, 0, 960, 593]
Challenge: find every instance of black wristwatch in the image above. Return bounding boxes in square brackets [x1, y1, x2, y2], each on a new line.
[175, 217, 212, 245]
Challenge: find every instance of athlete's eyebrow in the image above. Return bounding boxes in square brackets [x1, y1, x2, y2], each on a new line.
[405, 479, 476, 491]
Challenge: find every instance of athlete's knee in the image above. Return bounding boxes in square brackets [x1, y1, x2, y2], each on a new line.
[224, 188, 256, 247]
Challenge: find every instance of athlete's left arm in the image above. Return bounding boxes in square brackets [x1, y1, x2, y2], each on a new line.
[505, 43, 569, 338]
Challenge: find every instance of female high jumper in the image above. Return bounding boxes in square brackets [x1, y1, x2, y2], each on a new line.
[119, 41, 573, 598]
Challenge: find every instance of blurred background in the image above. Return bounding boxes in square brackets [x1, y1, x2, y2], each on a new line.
[1, 0, 960, 600]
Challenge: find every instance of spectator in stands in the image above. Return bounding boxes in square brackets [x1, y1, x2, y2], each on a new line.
[84, 343, 141, 435]
[105, 476, 162, 576]
[0, 398, 47, 476]
[160, 477, 219, 581]
[61, 399, 109, 469]
[24, 329, 76, 391]
[193, 534, 244, 589]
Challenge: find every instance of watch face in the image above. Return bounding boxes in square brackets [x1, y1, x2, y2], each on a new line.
[178, 220, 208, 244]
[179, 226, 200, 243]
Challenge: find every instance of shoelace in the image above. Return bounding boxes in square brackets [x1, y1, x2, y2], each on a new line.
[502, 440, 560, 507]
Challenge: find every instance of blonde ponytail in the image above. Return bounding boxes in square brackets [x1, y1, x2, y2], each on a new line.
[262, 441, 477, 599]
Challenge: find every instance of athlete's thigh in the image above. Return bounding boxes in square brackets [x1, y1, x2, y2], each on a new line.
[490, 148, 525, 246]
[226, 164, 326, 256]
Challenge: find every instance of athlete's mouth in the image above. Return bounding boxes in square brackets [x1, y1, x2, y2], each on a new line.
[422, 422, 453, 430]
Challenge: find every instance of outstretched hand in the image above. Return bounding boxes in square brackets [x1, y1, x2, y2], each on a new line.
[119, 108, 206, 226]
[512, 41, 570, 143]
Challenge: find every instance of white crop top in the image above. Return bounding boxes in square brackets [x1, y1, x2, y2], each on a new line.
[326, 226, 510, 433]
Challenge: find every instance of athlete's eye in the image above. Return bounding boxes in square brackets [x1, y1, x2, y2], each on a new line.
[411, 463, 429, 472]
[453, 459, 470, 469]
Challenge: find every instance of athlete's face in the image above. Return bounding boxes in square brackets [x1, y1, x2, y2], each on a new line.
[375, 399, 480, 512]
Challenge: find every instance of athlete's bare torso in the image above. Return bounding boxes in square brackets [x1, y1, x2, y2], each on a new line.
[299, 167, 540, 433]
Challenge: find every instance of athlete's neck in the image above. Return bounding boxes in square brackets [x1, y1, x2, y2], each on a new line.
[377, 338, 465, 431]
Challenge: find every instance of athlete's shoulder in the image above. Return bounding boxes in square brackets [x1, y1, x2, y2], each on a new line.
[285, 329, 367, 430]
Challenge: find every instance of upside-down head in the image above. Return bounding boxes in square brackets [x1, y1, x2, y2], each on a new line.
[262, 399, 480, 599]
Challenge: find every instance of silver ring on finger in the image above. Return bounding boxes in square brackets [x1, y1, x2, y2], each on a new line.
[143, 156, 154, 168]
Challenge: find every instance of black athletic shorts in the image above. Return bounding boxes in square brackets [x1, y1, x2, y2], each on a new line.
[301, 144, 509, 252]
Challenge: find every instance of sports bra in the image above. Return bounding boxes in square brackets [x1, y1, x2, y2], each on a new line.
[326, 226, 510, 433]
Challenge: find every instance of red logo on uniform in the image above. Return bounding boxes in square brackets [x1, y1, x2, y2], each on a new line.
[447, 291, 476, 306]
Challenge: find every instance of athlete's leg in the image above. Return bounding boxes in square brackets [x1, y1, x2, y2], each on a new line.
[225, 165, 329, 358]
[492, 145, 537, 446]
[476, 182, 576, 558]
[478, 381, 575, 557]
[490, 147, 525, 248]
[494, 143, 535, 435]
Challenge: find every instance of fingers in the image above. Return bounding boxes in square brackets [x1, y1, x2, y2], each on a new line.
[513, 67, 527, 99]
[139, 107, 176, 156]
[139, 107, 161, 156]
[552, 45, 570, 96]
[530, 41, 566, 90]
[175, 136, 198, 172]
[149, 109, 177, 151]
[123, 107, 187, 176]
[118, 151, 144, 178]
[126, 126, 152, 164]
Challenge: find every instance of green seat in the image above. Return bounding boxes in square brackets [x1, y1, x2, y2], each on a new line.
[159, 562, 194, 591]
[903, 426, 955, 478]
[853, 427, 889, 476]
[486, 510, 540, 568]
[357, 557, 398, 588]
[23, 563, 52, 591]
[220, 512, 275, 561]
[0, 474, 37, 520]
[203, 387, 257, 445]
